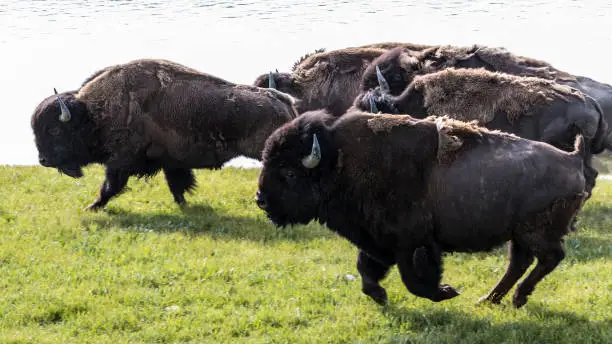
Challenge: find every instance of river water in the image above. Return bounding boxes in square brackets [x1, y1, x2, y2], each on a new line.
[2, 0, 611, 168]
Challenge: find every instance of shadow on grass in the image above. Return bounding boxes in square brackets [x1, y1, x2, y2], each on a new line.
[378, 303, 611, 344]
[81, 203, 333, 243]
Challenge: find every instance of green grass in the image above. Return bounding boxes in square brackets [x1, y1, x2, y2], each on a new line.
[0, 165, 610, 344]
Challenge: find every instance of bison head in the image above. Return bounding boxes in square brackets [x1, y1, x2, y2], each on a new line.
[254, 71, 303, 98]
[30, 89, 94, 178]
[354, 87, 400, 115]
[256, 112, 337, 227]
[361, 47, 421, 95]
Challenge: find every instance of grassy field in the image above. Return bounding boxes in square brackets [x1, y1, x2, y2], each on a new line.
[0, 165, 610, 344]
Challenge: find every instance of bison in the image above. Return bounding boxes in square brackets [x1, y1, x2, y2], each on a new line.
[31, 59, 298, 210]
[256, 109, 587, 308]
[361, 45, 612, 151]
[253, 47, 389, 116]
[253, 42, 432, 116]
[355, 67, 607, 196]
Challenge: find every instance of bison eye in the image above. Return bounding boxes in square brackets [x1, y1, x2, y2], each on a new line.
[281, 169, 297, 184]
[48, 127, 61, 136]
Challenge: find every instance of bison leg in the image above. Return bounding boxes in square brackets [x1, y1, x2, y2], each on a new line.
[395, 248, 459, 302]
[356, 250, 393, 305]
[163, 168, 196, 205]
[512, 242, 565, 308]
[85, 168, 130, 211]
[479, 240, 534, 304]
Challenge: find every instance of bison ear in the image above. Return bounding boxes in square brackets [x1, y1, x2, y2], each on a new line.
[435, 118, 463, 162]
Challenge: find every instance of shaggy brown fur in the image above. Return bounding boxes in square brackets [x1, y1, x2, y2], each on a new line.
[291, 48, 327, 72]
[356, 42, 435, 52]
[466, 46, 577, 82]
[289, 47, 390, 115]
[411, 68, 584, 123]
[255, 43, 431, 115]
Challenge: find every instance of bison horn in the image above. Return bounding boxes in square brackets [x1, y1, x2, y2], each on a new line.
[302, 133, 321, 169]
[268, 71, 277, 89]
[369, 95, 379, 113]
[375, 65, 390, 93]
[54, 88, 72, 122]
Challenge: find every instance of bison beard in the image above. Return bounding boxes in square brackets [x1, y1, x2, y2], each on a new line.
[257, 110, 587, 308]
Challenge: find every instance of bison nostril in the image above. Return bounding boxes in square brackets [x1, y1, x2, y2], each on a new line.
[39, 157, 49, 166]
[255, 191, 267, 209]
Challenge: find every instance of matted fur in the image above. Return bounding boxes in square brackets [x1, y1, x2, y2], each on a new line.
[411, 68, 585, 123]
[469, 46, 577, 82]
[409, 44, 578, 83]
[293, 48, 390, 83]
[291, 48, 326, 72]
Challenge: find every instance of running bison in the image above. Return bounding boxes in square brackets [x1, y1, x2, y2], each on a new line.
[362, 45, 612, 151]
[31, 59, 298, 210]
[253, 42, 434, 116]
[253, 46, 389, 115]
[256, 109, 587, 308]
[356, 67, 607, 196]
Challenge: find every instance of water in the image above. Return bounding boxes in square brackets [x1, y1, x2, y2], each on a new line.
[2, 0, 612, 167]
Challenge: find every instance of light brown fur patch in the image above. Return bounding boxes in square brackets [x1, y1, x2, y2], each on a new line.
[411, 68, 585, 124]
[366, 114, 417, 133]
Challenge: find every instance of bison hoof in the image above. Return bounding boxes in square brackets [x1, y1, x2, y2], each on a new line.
[84, 202, 104, 212]
[512, 292, 528, 308]
[477, 294, 502, 305]
[363, 286, 388, 305]
[174, 197, 187, 206]
[435, 284, 460, 301]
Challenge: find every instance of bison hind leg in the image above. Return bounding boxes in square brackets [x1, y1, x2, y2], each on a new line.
[510, 193, 584, 308]
[163, 168, 197, 205]
[512, 242, 565, 308]
[478, 240, 534, 305]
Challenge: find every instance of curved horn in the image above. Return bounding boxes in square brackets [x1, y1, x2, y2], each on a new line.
[268, 71, 277, 89]
[369, 95, 379, 113]
[375, 65, 390, 93]
[54, 88, 72, 122]
[301, 133, 321, 169]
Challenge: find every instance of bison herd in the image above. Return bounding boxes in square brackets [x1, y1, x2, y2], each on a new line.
[31, 41, 611, 309]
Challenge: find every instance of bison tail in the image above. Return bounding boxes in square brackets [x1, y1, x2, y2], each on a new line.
[570, 134, 587, 159]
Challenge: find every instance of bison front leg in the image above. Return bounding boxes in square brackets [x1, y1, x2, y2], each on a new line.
[479, 240, 534, 305]
[85, 167, 130, 211]
[396, 247, 459, 302]
[356, 250, 394, 305]
[163, 168, 196, 205]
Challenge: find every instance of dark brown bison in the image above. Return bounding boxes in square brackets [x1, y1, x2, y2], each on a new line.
[362, 45, 612, 151]
[253, 47, 389, 116]
[256, 109, 587, 308]
[253, 42, 436, 116]
[31, 59, 298, 210]
[355, 67, 607, 196]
